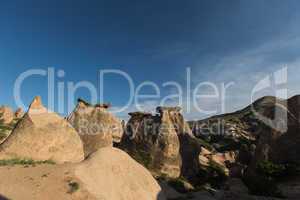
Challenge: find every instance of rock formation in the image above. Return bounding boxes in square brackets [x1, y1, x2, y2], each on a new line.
[120, 108, 182, 178]
[188, 96, 281, 150]
[0, 96, 84, 163]
[0, 147, 165, 200]
[14, 108, 24, 119]
[120, 106, 207, 180]
[75, 147, 164, 200]
[251, 95, 300, 166]
[67, 99, 123, 157]
[244, 95, 300, 198]
[0, 106, 14, 124]
[0, 107, 23, 144]
[188, 96, 285, 180]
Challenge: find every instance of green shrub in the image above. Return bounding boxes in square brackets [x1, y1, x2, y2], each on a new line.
[257, 160, 286, 178]
[243, 160, 300, 198]
[133, 150, 152, 168]
[195, 138, 214, 151]
[68, 181, 80, 193]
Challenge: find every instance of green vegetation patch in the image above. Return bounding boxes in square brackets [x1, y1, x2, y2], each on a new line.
[130, 148, 153, 168]
[195, 138, 214, 151]
[68, 181, 80, 194]
[257, 160, 286, 178]
[0, 158, 55, 166]
[244, 160, 300, 198]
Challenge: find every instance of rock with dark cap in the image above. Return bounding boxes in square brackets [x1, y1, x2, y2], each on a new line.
[68, 99, 123, 157]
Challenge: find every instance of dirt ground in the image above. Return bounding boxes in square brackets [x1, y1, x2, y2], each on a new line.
[0, 164, 95, 200]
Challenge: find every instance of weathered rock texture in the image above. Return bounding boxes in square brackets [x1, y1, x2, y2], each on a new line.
[0, 106, 14, 124]
[120, 106, 205, 180]
[0, 96, 84, 163]
[188, 96, 284, 180]
[67, 99, 123, 157]
[251, 95, 300, 166]
[243, 95, 300, 199]
[188, 97, 282, 154]
[0, 107, 24, 144]
[75, 147, 164, 200]
[189, 96, 280, 141]
[120, 108, 181, 178]
[14, 108, 24, 119]
[0, 147, 164, 200]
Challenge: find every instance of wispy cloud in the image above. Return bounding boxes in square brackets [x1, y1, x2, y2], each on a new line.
[181, 33, 300, 120]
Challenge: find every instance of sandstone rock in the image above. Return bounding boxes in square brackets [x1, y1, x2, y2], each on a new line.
[67, 99, 123, 157]
[198, 148, 235, 177]
[75, 147, 165, 200]
[121, 106, 213, 182]
[120, 108, 182, 179]
[199, 154, 210, 167]
[0, 163, 96, 200]
[201, 147, 212, 156]
[0, 106, 13, 124]
[14, 108, 24, 119]
[0, 107, 22, 144]
[0, 96, 84, 163]
[0, 147, 165, 200]
[211, 152, 236, 169]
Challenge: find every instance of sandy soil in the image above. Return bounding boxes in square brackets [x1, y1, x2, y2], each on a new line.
[0, 164, 95, 200]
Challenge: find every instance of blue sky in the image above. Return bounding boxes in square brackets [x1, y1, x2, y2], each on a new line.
[0, 0, 300, 120]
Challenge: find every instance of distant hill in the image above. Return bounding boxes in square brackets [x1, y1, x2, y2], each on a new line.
[188, 96, 290, 151]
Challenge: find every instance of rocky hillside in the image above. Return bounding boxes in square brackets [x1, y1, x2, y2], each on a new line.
[187, 95, 300, 199]
[120, 106, 234, 191]
[0, 106, 24, 143]
[0, 95, 299, 200]
[188, 96, 285, 163]
[244, 95, 300, 199]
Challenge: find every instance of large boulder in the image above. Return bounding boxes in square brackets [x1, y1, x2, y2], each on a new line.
[0, 96, 84, 163]
[67, 99, 123, 157]
[75, 147, 165, 200]
[0, 147, 165, 200]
